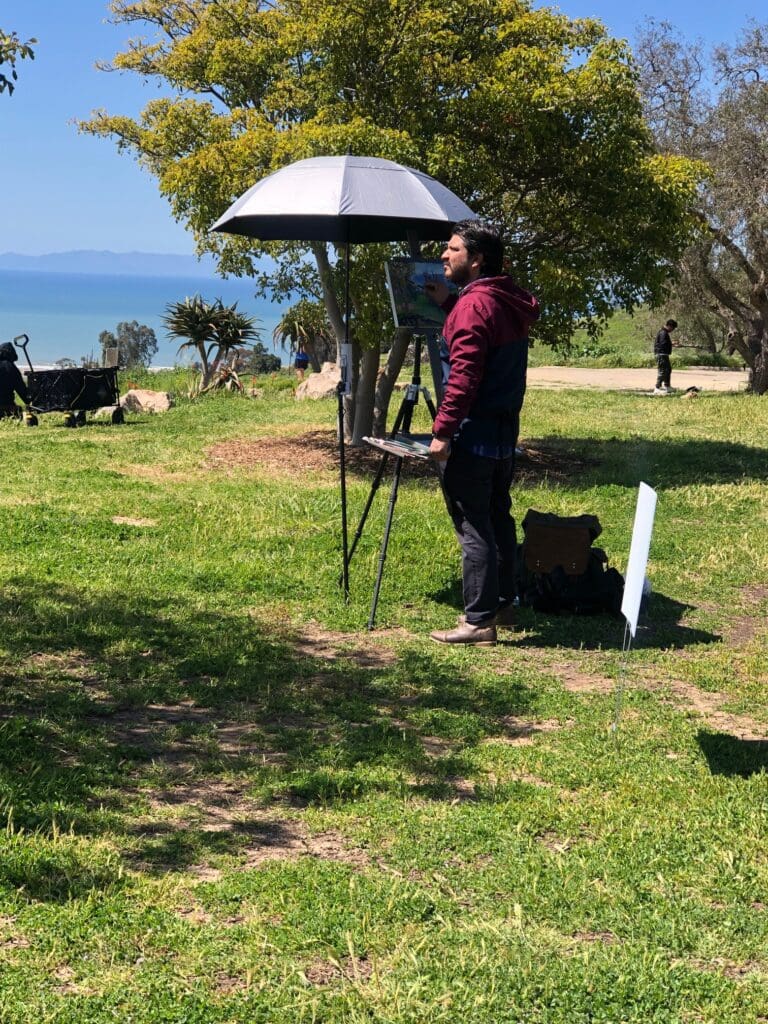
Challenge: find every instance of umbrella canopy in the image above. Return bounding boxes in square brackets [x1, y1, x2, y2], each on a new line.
[211, 155, 475, 244]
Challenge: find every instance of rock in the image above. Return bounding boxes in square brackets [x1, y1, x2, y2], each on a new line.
[296, 362, 340, 400]
[93, 405, 118, 420]
[121, 388, 174, 413]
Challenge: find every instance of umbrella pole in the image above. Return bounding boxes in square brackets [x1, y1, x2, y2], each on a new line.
[338, 241, 351, 602]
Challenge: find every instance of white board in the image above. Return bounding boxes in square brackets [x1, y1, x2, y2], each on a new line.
[621, 482, 658, 637]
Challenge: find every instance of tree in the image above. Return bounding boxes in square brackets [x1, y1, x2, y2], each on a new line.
[99, 320, 159, 368]
[0, 29, 35, 96]
[162, 295, 260, 387]
[635, 20, 768, 392]
[83, 0, 701, 439]
[272, 299, 335, 373]
[238, 343, 281, 375]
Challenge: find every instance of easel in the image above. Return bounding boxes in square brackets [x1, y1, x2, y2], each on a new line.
[341, 331, 443, 629]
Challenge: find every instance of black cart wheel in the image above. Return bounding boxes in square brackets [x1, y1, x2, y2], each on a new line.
[111, 406, 125, 425]
[24, 411, 38, 427]
[63, 413, 77, 428]
[75, 410, 87, 426]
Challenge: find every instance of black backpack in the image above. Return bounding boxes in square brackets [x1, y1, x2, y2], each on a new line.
[517, 510, 624, 616]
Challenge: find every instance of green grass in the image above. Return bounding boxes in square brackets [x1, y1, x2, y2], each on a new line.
[528, 309, 745, 370]
[0, 384, 767, 1022]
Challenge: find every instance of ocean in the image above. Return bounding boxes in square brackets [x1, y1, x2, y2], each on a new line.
[0, 269, 289, 368]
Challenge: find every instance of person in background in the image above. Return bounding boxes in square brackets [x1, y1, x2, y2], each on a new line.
[425, 219, 540, 646]
[653, 318, 678, 394]
[0, 342, 29, 419]
[294, 346, 310, 381]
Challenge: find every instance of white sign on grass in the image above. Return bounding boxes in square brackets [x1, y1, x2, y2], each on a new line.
[621, 482, 658, 637]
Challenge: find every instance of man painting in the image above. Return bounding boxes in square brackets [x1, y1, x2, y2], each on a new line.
[425, 220, 540, 646]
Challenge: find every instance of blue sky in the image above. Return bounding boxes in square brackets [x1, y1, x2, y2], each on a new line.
[0, 0, 759, 256]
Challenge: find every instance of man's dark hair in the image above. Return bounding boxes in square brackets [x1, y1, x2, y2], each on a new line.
[665, 319, 678, 329]
[0, 342, 18, 362]
[452, 219, 505, 276]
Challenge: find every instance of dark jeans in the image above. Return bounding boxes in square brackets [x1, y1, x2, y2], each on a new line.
[656, 354, 671, 388]
[441, 444, 518, 626]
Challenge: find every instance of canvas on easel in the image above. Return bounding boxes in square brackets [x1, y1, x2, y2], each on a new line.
[384, 258, 457, 330]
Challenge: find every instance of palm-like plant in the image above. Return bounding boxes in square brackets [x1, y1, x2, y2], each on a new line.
[163, 296, 260, 388]
[272, 299, 335, 372]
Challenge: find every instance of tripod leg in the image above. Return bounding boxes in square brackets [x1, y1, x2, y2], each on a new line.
[340, 450, 390, 585]
[337, 387, 350, 603]
[341, 383, 418, 586]
[367, 456, 404, 630]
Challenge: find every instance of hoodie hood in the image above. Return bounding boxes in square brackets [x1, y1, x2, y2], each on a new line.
[461, 275, 540, 335]
[0, 342, 18, 362]
[431, 273, 539, 441]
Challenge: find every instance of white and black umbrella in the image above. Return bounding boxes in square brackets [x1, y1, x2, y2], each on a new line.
[211, 155, 475, 599]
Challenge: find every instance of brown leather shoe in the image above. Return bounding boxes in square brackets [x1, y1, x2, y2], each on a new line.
[430, 622, 497, 646]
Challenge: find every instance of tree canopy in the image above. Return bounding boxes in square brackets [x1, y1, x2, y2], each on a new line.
[83, 0, 702, 433]
[0, 29, 35, 96]
[99, 320, 159, 368]
[636, 19, 768, 393]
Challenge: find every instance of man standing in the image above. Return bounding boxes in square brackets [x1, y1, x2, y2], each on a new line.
[653, 318, 678, 394]
[0, 342, 29, 419]
[426, 220, 540, 646]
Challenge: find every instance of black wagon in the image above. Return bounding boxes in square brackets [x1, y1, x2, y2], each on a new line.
[14, 334, 124, 426]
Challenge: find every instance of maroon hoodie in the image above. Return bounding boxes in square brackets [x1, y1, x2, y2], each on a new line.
[432, 275, 540, 443]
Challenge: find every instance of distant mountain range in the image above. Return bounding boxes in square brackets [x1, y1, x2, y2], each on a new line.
[0, 250, 222, 277]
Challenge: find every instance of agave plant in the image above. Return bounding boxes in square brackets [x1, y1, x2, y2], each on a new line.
[163, 296, 260, 388]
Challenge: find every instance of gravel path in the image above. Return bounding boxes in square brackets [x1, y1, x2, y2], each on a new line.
[527, 366, 749, 392]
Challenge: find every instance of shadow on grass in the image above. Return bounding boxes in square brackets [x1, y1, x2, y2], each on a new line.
[697, 730, 768, 778]
[0, 578, 537, 884]
[429, 586, 719, 651]
[523, 435, 768, 488]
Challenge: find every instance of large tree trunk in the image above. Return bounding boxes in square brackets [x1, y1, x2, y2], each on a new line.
[748, 334, 768, 395]
[312, 241, 345, 363]
[304, 337, 322, 373]
[373, 328, 412, 436]
[351, 341, 381, 446]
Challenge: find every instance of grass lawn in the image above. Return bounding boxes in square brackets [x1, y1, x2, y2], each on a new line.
[0, 377, 766, 1022]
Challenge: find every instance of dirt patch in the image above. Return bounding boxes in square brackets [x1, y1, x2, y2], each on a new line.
[724, 585, 768, 647]
[515, 441, 597, 484]
[678, 957, 767, 980]
[175, 904, 214, 926]
[657, 680, 768, 741]
[184, 820, 370, 881]
[286, 622, 399, 667]
[91, 703, 289, 766]
[203, 431, 589, 485]
[492, 716, 571, 745]
[740, 584, 768, 604]
[213, 972, 248, 995]
[117, 463, 202, 484]
[205, 431, 435, 480]
[554, 666, 616, 695]
[304, 955, 374, 987]
[111, 515, 157, 527]
[28, 650, 100, 679]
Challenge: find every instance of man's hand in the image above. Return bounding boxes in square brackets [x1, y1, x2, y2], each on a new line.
[429, 436, 451, 461]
